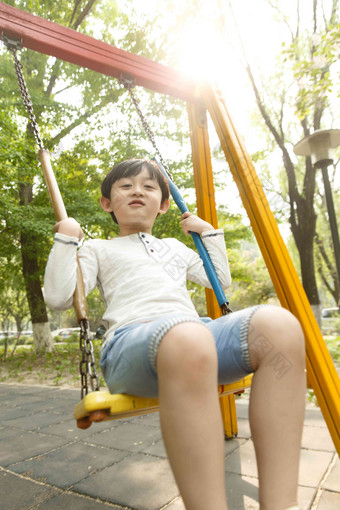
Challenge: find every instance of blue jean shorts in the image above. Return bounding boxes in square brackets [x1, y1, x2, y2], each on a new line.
[100, 305, 264, 398]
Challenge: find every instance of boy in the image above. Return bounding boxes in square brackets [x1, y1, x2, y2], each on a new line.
[44, 158, 306, 510]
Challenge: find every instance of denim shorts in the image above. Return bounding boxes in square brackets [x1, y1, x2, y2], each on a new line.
[100, 305, 264, 398]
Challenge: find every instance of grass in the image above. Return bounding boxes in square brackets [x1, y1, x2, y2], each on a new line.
[305, 334, 340, 406]
[0, 339, 106, 389]
[323, 335, 340, 365]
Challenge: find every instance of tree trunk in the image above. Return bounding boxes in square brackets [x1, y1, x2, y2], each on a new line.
[19, 182, 53, 352]
[293, 219, 321, 322]
[316, 234, 340, 305]
[290, 225, 321, 322]
[1, 320, 9, 361]
[288, 160, 321, 322]
[32, 322, 53, 352]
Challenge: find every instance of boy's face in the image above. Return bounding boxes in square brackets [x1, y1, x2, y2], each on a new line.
[100, 167, 169, 236]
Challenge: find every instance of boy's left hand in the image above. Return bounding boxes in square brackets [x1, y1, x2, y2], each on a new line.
[181, 212, 214, 235]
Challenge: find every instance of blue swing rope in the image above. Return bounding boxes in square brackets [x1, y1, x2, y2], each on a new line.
[120, 78, 231, 315]
[153, 158, 232, 315]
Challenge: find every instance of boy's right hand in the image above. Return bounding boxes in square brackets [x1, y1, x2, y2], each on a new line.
[53, 218, 84, 241]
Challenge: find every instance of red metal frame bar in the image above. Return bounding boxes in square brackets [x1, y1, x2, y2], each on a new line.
[0, 2, 199, 102]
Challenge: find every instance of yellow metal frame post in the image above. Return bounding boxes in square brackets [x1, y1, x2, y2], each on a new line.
[205, 85, 340, 455]
[187, 101, 238, 438]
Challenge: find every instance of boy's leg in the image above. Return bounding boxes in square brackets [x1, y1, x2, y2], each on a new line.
[156, 322, 228, 510]
[247, 306, 306, 510]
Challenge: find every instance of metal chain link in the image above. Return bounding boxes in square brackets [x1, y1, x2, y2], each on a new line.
[80, 319, 100, 398]
[120, 76, 174, 182]
[3, 35, 44, 150]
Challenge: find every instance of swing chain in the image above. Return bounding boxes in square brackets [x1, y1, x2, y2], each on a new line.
[120, 76, 174, 182]
[3, 35, 44, 150]
[4, 35, 101, 398]
[79, 319, 100, 398]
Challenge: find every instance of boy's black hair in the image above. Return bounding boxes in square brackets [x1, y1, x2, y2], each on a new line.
[101, 158, 170, 224]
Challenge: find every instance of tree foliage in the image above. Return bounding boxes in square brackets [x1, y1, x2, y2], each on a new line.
[1, 0, 175, 347]
[223, 0, 340, 313]
[1, 0, 273, 350]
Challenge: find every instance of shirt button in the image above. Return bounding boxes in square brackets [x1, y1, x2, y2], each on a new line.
[150, 249, 154, 253]
[141, 234, 145, 238]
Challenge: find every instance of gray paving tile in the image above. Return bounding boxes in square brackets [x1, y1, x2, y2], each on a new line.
[299, 449, 334, 488]
[317, 489, 340, 509]
[88, 421, 162, 453]
[4, 385, 77, 403]
[225, 472, 259, 509]
[3, 410, 64, 431]
[224, 438, 247, 457]
[18, 399, 75, 414]
[37, 492, 122, 509]
[74, 452, 179, 510]
[0, 382, 11, 393]
[304, 407, 328, 428]
[0, 426, 23, 441]
[322, 456, 340, 492]
[0, 394, 44, 407]
[142, 437, 245, 462]
[131, 412, 161, 427]
[235, 418, 251, 439]
[224, 472, 316, 510]
[1, 429, 69, 466]
[302, 425, 336, 452]
[0, 406, 32, 422]
[50, 388, 79, 398]
[0, 384, 50, 396]
[141, 437, 167, 458]
[225, 439, 334, 490]
[298, 485, 319, 510]
[48, 394, 79, 406]
[235, 399, 250, 419]
[38, 418, 82, 440]
[39, 417, 115, 440]
[0, 470, 60, 510]
[11, 442, 128, 488]
[225, 439, 258, 477]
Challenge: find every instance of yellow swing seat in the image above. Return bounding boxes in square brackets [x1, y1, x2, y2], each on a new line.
[74, 376, 253, 429]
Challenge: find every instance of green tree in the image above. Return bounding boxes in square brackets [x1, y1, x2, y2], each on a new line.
[0, 0, 181, 350]
[1, 0, 256, 357]
[1, 0, 118, 350]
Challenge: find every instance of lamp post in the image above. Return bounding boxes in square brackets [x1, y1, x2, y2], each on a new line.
[294, 129, 340, 307]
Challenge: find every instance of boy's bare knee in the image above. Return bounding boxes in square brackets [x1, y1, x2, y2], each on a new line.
[156, 322, 217, 384]
[248, 306, 305, 371]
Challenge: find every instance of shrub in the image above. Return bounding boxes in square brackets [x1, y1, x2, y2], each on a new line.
[17, 336, 33, 346]
[68, 332, 80, 343]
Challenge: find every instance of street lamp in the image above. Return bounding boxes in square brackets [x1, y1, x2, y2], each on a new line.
[294, 129, 340, 307]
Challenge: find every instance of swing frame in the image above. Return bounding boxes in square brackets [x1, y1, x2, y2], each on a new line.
[1, 2, 339, 451]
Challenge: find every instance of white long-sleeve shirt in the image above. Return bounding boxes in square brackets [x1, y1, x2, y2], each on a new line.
[44, 230, 231, 349]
